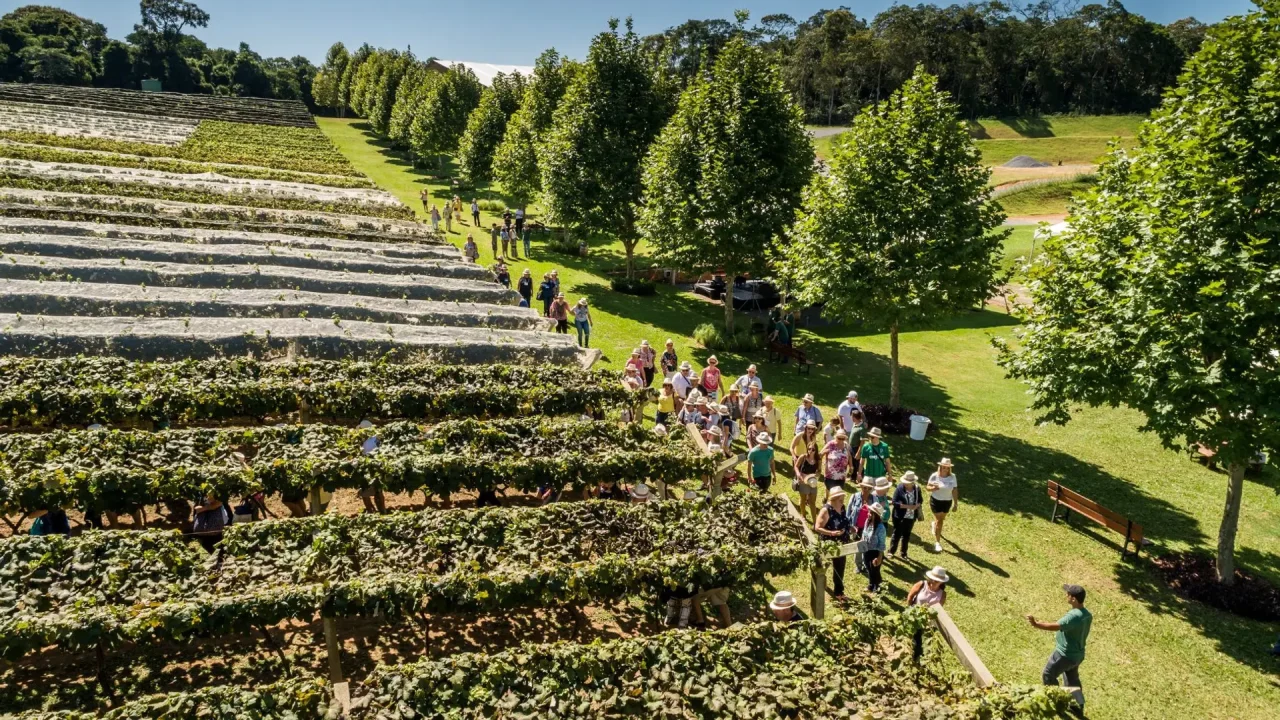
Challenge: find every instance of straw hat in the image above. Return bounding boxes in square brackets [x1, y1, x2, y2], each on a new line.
[926, 566, 950, 584]
[769, 591, 797, 611]
[835, 429, 848, 439]
[827, 486, 847, 500]
[680, 361, 692, 370]
[846, 390, 858, 400]
[696, 396, 710, 406]
[873, 476, 892, 491]
[686, 390, 703, 404]
[753, 409, 766, 419]
[717, 404, 729, 413]
[859, 477, 876, 489]
[708, 356, 718, 365]
[521, 268, 531, 276]
[900, 471, 918, 484]
[803, 393, 815, 403]
[641, 339, 650, 347]
[631, 483, 651, 501]
[652, 424, 668, 437]
[577, 298, 587, 306]
[662, 378, 673, 386]
[556, 292, 565, 298]
[631, 349, 640, 356]
[868, 427, 883, 438]
[867, 503, 884, 518]
[938, 457, 953, 467]
[805, 419, 817, 429]
[756, 432, 772, 445]
[707, 425, 722, 437]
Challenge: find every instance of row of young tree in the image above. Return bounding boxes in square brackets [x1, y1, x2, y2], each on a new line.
[0, 2, 316, 102]
[644, 1, 1210, 123]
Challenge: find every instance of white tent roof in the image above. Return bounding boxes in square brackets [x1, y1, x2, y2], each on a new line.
[1035, 221, 1070, 239]
[430, 60, 534, 87]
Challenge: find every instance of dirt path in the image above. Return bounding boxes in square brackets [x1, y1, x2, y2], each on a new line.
[1004, 214, 1066, 226]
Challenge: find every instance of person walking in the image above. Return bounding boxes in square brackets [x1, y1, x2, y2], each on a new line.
[463, 234, 478, 263]
[734, 364, 763, 395]
[1028, 584, 1092, 717]
[724, 386, 743, 443]
[823, 415, 844, 445]
[791, 420, 821, 521]
[889, 471, 922, 559]
[419, 189, 430, 214]
[699, 356, 723, 400]
[857, 428, 892, 483]
[906, 566, 949, 657]
[656, 378, 676, 427]
[926, 457, 958, 553]
[429, 204, 440, 233]
[573, 298, 592, 348]
[847, 409, 868, 475]
[747, 432, 775, 492]
[490, 223, 501, 258]
[522, 222, 532, 257]
[626, 349, 646, 377]
[761, 396, 782, 441]
[814, 486, 852, 600]
[638, 340, 656, 387]
[672, 361, 694, 406]
[517, 269, 533, 306]
[471, 198, 480, 228]
[549, 293, 570, 333]
[444, 204, 453, 234]
[741, 385, 764, 427]
[661, 340, 679, 378]
[837, 391, 862, 433]
[515, 206, 525, 236]
[820, 429, 851, 492]
[860, 504, 887, 593]
[537, 273, 556, 317]
[794, 393, 823, 435]
[493, 259, 510, 287]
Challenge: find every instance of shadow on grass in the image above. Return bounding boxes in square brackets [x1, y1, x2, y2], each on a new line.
[1113, 548, 1280, 679]
[1002, 116, 1055, 138]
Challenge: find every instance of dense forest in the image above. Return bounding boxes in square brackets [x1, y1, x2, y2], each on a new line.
[0, 2, 315, 104]
[3, 1, 1206, 122]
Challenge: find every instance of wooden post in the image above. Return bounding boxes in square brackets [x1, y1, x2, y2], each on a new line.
[932, 606, 996, 688]
[310, 485, 345, 685]
[784, 496, 825, 620]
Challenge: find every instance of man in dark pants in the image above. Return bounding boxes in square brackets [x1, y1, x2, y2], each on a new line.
[1027, 584, 1092, 717]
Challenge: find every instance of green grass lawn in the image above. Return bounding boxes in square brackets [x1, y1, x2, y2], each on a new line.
[967, 115, 1146, 140]
[998, 177, 1096, 217]
[319, 117, 1280, 720]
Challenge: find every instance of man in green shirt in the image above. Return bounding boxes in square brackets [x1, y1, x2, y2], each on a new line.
[1027, 584, 1092, 717]
[858, 428, 892, 482]
[746, 432, 776, 492]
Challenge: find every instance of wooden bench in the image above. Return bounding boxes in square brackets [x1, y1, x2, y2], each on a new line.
[767, 341, 811, 374]
[1047, 481, 1147, 559]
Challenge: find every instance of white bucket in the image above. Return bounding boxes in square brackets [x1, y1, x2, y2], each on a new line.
[909, 415, 931, 441]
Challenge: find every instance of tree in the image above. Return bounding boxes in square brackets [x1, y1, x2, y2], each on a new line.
[995, 2, 1280, 586]
[311, 42, 349, 112]
[541, 19, 674, 278]
[493, 49, 576, 208]
[139, 0, 209, 37]
[408, 64, 482, 167]
[388, 61, 434, 148]
[639, 36, 812, 332]
[366, 51, 412, 136]
[782, 68, 1005, 406]
[458, 71, 526, 187]
[97, 39, 135, 88]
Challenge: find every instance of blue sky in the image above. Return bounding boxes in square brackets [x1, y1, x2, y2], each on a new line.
[6, 1, 1260, 65]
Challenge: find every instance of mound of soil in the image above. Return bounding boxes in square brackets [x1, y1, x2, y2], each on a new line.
[1002, 154, 1052, 168]
[1153, 552, 1280, 621]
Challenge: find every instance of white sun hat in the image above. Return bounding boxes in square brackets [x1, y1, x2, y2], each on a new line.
[769, 591, 797, 611]
[631, 483, 652, 501]
[926, 566, 950, 583]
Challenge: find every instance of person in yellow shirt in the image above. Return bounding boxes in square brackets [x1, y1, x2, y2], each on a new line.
[656, 378, 677, 426]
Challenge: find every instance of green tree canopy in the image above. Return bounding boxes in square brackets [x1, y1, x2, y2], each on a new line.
[408, 64, 483, 167]
[782, 68, 1005, 406]
[541, 19, 675, 277]
[494, 49, 577, 210]
[639, 35, 812, 331]
[996, 1, 1280, 585]
[458, 71, 526, 187]
[387, 61, 435, 148]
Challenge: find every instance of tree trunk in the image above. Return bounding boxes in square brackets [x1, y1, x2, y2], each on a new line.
[889, 322, 901, 407]
[1216, 462, 1246, 585]
[623, 239, 637, 279]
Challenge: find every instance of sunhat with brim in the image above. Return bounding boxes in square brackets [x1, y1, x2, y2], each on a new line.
[805, 420, 817, 429]
[680, 361, 692, 370]
[697, 397, 710, 406]
[874, 476, 892, 491]
[827, 486, 847, 501]
[859, 477, 876, 489]
[756, 432, 772, 445]
[631, 483, 651, 500]
[662, 378, 673, 386]
[631, 349, 640, 356]
[577, 298, 588, 306]
[926, 567, 950, 584]
[803, 393, 815, 402]
[708, 356, 718, 364]
[522, 269, 531, 276]
[769, 591, 797, 611]
[938, 458, 953, 467]
[641, 340, 650, 347]
[900, 471, 918, 484]
[557, 292, 565, 298]
[652, 424, 668, 436]
[868, 427, 883, 438]
[867, 503, 884, 517]
[754, 410, 766, 419]
[729, 386, 740, 394]
[708, 426, 722, 437]
[718, 404, 730, 413]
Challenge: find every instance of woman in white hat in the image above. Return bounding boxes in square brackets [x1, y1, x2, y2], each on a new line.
[768, 590, 805, 622]
[814, 485, 852, 600]
[906, 566, 949, 658]
[889, 471, 923, 559]
[698, 355, 724, 400]
[572, 298, 592, 348]
[860, 503, 887, 593]
[926, 458, 958, 553]
[740, 383, 764, 427]
[747, 431, 775, 491]
[638, 339, 656, 387]
[790, 420, 821, 521]
[626, 349, 646, 378]
[706, 425, 729, 458]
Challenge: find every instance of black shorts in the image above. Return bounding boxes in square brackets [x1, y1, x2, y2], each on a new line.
[930, 497, 953, 515]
